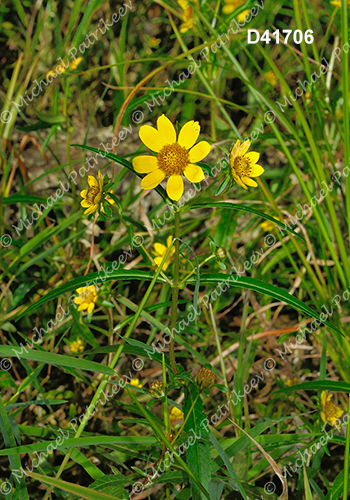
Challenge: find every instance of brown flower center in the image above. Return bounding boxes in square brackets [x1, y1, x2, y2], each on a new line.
[232, 156, 251, 178]
[157, 143, 189, 176]
[86, 186, 102, 205]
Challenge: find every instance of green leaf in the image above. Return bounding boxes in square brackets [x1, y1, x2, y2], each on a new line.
[25, 472, 122, 500]
[274, 380, 350, 394]
[183, 383, 211, 500]
[16, 270, 165, 320]
[185, 202, 305, 241]
[0, 346, 115, 376]
[186, 273, 342, 336]
[17, 120, 55, 132]
[0, 435, 156, 456]
[33, 105, 67, 124]
[2, 195, 45, 204]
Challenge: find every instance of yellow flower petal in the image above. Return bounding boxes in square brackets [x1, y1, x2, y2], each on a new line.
[245, 151, 260, 164]
[81, 200, 91, 208]
[231, 139, 241, 158]
[237, 9, 250, 22]
[223, 4, 235, 13]
[233, 173, 248, 189]
[166, 235, 173, 247]
[166, 175, 184, 201]
[87, 302, 95, 314]
[154, 256, 163, 267]
[239, 139, 251, 156]
[98, 170, 103, 191]
[250, 164, 265, 177]
[184, 164, 205, 183]
[84, 204, 98, 215]
[141, 169, 166, 190]
[73, 297, 83, 304]
[157, 115, 177, 144]
[139, 125, 167, 153]
[321, 391, 327, 408]
[88, 175, 98, 188]
[178, 120, 200, 149]
[154, 243, 167, 255]
[80, 189, 88, 198]
[77, 303, 88, 311]
[133, 155, 158, 173]
[242, 177, 258, 187]
[188, 141, 211, 163]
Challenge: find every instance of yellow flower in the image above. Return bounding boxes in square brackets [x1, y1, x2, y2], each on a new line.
[70, 57, 83, 70]
[265, 70, 278, 87]
[284, 376, 298, 387]
[320, 391, 344, 428]
[46, 69, 58, 80]
[331, 0, 350, 6]
[260, 216, 279, 232]
[153, 236, 175, 271]
[73, 285, 98, 314]
[229, 139, 264, 189]
[237, 9, 250, 21]
[80, 170, 104, 215]
[130, 378, 143, 390]
[70, 339, 84, 354]
[169, 406, 184, 423]
[133, 115, 211, 201]
[223, 0, 245, 14]
[149, 36, 161, 47]
[178, 0, 198, 33]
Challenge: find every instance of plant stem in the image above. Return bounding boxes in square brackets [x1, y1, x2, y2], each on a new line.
[343, 395, 350, 499]
[169, 209, 180, 374]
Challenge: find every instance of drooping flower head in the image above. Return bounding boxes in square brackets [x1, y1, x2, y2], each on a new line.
[73, 285, 98, 314]
[320, 391, 344, 428]
[178, 0, 199, 32]
[153, 236, 175, 271]
[229, 139, 264, 189]
[80, 171, 104, 215]
[133, 115, 211, 201]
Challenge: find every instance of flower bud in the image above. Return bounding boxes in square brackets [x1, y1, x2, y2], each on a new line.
[215, 247, 227, 260]
[195, 368, 216, 390]
[149, 381, 165, 398]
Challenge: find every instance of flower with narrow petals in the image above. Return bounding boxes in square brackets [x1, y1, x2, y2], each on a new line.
[70, 339, 84, 354]
[80, 171, 104, 215]
[153, 236, 175, 271]
[70, 57, 83, 70]
[169, 406, 184, 423]
[320, 391, 344, 428]
[133, 115, 211, 201]
[73, 285, 98, 314]
[229, 139, 264, 189]
[178, 0, 199, 32]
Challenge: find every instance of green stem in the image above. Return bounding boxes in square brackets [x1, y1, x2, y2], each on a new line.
[169, 210, 180, 374]
[42, 245, 173, 500]
[343, 395, 350, 499]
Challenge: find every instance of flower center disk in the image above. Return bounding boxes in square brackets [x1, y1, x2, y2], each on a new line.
[233, 156, 251, 177]
[86, 186, 102, 205]
[157, 143, 190, 176]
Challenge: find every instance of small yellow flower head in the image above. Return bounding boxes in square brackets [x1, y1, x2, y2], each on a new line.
[169, 406, 184, 423]
[265, 70, 278, 87]
[153, 236, 175, 271]
[149, 381, 165, 398]
[331, 0, 350, 6]
[215, 247, 227, 260]
[70, 339, 84, 354]
[70, 57, 83, 70]
[178, 0, 198, 33]
[149, 36, 161, 47]
[222, 0, 246, 15]
[229, 139, 264, 189]
[195, 368, 216, 390]
[46, 69, 57, 80]
[133, 115, 211, 201]
[237, 9, 250, 21]
[320, 391, 344, 428]
[73, 285, 98, 314]
[80, 170, 104, 215]
[260, 216, 279, 232]
[284, 376, 298, 387]
[130, 378, 143, 390]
